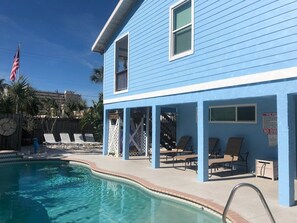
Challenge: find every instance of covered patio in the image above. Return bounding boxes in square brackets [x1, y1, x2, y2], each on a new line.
[102, 76, 297, 208]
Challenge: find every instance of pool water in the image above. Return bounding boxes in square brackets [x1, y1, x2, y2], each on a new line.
[0, 161, 222, 223]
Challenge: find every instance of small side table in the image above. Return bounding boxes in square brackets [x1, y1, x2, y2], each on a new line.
[255, 159, 278, 180]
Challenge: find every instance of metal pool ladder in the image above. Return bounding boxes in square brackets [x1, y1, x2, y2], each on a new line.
[222, 183, 276, 223]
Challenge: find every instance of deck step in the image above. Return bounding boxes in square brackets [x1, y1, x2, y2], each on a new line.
[0, 150, 23, 162]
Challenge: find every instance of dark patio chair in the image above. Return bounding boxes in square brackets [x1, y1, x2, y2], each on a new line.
[208, 137, 245, 176]
[148, 136, 192, 162]
[173, 137, 220, 170]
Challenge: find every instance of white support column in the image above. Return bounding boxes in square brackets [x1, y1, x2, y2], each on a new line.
[141, 116, 144, 153]
[152, 105, 161, 168]
[197, 100, 209, 182]
[122, 107, 130, 160]
[102, 109, 109, 156]
[145, 107, 150, 157]
[277, 93, 296, 206]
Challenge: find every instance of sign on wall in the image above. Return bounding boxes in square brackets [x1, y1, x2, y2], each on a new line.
[262, 113, 277, 147]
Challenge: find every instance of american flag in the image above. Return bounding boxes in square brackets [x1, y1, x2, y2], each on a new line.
[10, 47, 20, 81]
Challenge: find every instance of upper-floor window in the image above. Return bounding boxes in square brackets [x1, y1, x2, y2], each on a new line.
[115, 34, 128, 92]
[209, 104, 257, 123]
[169, 0, 193, 60]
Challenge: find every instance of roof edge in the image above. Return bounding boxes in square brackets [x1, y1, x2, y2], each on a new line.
[91, 0, 135, 54]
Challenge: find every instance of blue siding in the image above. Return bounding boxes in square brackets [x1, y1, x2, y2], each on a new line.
[103, 0, 297, 100]
[177, 103, 197, 147]
[173, 98, 278, 171]
[208, 97, 278, 172]
[105, 77, 297, 172]
[101, 0, 297, 206]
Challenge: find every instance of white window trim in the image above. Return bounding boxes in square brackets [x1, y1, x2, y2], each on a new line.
[114, 32, 129, 94]
[169, 0, 194, 61]
[209, 104, 257, 124]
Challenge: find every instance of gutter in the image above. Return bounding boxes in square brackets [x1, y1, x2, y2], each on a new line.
[91, 0, 136, 54]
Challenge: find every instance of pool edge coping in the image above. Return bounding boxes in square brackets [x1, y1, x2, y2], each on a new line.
[62, 157, 249, 223]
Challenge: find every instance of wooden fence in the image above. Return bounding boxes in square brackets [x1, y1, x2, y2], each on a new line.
[0, 115, 96, 150]
[0, 114, 23, 151]
[32, 118, 94, 144]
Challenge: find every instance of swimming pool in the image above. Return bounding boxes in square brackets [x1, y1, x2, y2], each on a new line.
[0, 161, 222, 223]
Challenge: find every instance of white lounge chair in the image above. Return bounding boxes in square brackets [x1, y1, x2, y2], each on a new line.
[60, 133, 80, 148]
[43, 133, 61, 148]
[85, 133, 101, 146]
[74, 133, 93, 147]
[73, 133, 85, 143]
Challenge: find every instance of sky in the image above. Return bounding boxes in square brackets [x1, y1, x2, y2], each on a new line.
[0, 0, 118, 105]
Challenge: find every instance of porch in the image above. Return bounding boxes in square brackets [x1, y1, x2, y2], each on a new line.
[103, 78, 297, 208]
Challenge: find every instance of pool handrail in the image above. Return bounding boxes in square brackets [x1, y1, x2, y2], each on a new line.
[222, 183, 275, 223]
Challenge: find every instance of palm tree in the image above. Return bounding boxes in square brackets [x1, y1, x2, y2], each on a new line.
[41, 97, 59, 117]
[0, 79, 9, 97]
[83, 67, 104, 141]
[0, 95, 13, 113]
[1, 83, 11, 114]
[80, 93, 104, 140]
[39, 97, 60, 133]
[90, 66, 103, 84]
[9, 75, 39, 114]
[64, 98, 87, 118]
[23, 87, 40, 116]
[0, 79, 6, 93]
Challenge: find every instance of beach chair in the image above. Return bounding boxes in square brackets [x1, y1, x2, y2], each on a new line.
[73, 133, 85, 143]
[148, 136, 192, 162]
[173, 137, 220, 170]
[60, 133, 80, 148]
[84, 133, 101, 146]
[208, 137, 245, 176]
[74, 133, 94, 147]
[160, 135, 192, 158]
[43, 133, 61, 148]
[208, 137, 221, 158]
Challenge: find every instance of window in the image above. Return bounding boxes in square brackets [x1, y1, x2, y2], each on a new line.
[115, 34, 128, 92]
[170, 0, 193, 60]
[237, 106, 256, 122]
[209, 104, 256, 123]
[210, 107, 236, 122]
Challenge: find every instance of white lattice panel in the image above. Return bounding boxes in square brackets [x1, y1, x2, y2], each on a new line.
[129, 118, 147, 156]
[108, 118, 121, 157]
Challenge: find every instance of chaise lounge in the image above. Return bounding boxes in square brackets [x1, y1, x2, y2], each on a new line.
[173, 137, 220, 170]
[84, 133, 101, 146]
[43, 133, 61, 148]
[208, 137, 246, 176]
[60, 133, 80, 148]
[149, 136, 192, 162]
[74, 133, 101, 147]
[160, 135, 192, 159]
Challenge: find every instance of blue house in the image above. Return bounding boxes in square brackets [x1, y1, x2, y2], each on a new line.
[92, 0, 297, 207]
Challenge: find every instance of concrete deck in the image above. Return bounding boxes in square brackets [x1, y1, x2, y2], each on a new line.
[21, 146, 297, 223]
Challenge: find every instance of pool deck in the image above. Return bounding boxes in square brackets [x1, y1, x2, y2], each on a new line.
[20, 146, 297, 223]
